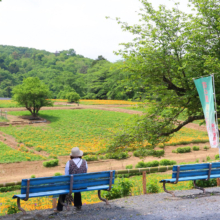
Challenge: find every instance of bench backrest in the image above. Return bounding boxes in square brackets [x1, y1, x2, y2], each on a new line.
[172, 162, 220, 178]
[21, 171, 115, 194]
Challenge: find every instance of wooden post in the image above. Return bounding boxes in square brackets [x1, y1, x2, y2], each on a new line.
[142, 171, 147, 194]
[52, 198, 57, 209]
[217, 178, 220, 186]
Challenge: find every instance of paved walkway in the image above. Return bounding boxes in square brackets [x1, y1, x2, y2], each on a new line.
[2, 187, 220, 220]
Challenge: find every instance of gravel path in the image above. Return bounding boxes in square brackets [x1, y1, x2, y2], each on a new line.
[2, 187, 220, 220]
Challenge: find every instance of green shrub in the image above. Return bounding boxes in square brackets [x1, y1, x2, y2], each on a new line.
[83, 155, 98, 161]
[192, 146, 200, 151]
[7, 201, 19, 214]
[126, 165, 133, 169]
[146, 180, 159, 193]
[30, 175, 36, 178]
[176, 147, 191, 153]
[195, 179, 217, 188]
[159, 159, 177, 166]
[102, 178, 132, 200]
[135, 161, 146, 168]
[66, 91, 80, 103]
[215, 154, 220, 160]
[106, 152, 129, 160]
[43, 159, 59, 167]
[99, 155, 106, 160]
[135, 160, 159, 168]
[172, 150, 177, 153]
[204, 146, 209, 150]
[133, 149, 164, 158]
[195, 159, 199, 163]
[0, 185, 21, 193]
[35, 147, 43, 152]
[54, 172, 62, 176]
[206, 156, 211, 161]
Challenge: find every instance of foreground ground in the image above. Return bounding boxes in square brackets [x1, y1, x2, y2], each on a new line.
[2, 187, 220, 220]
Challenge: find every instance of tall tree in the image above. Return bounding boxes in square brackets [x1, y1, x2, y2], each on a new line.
[12, 77, 53, 118]
[107, 0, 220, 151]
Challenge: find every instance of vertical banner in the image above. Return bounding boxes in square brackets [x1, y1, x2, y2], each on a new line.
[194, 75, 219, 148]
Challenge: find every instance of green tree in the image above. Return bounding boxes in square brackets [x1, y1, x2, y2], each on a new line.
[12, 77, 53, 118]
[66, 91, 81, 103]
[107, 0, 220, 152]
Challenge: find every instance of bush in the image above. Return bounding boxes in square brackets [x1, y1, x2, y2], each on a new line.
[133, 149, 164, 158]
[66, 92, 80, 103]
[35, 147, 43, 152]
[0, 185, 21, 193]
[192, 146, 200, 151]
[135, 160, 159, 168]
[204, 146, 209, 150]
[106, 152, 129, 160]
[195, 179, 217, 188]
[215, 154, 219, 160]
[30, 175, 36, 178]
[43, 159, 59, 167]
[176, 147, 191, 153]
[102, 178, 133, 200]
[206, 156, 211, 161]
[146, 180, 159, 193]
[7, 201, 19, 214]
[159, 159, 177, 166]
[126, 165, 133, 169]
[99, 155, 106, 160]
[83, 155, 98, 161]
[54, 172, 62, 176]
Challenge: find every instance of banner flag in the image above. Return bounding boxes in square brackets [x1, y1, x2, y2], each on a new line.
[194, 75, 219, 148]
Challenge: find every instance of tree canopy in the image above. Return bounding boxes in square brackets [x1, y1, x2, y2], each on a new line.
[107, 0, 220, 152]
[0, 46, 139, 100]
[12, 77, 53, 118]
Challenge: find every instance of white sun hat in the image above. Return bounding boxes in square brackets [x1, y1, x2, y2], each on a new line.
[70, 147, 83, 157]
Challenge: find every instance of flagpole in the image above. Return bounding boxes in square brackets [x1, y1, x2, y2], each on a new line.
[212, 74, 220, 156]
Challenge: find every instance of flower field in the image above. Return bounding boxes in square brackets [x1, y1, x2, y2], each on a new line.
[0, 173, 193, 216]
[0, 141, 46, 163]
[0, 109, 209, 161]
[0, 109, 131, 156]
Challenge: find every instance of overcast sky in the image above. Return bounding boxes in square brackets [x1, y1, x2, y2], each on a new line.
[0, 0, 191, 62]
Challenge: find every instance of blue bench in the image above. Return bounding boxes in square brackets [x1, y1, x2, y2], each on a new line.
[160, 162, 220, 196]
[13, 170, 115, 214]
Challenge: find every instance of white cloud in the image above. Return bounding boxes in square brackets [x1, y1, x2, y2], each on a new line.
[0, 0, 191, 62]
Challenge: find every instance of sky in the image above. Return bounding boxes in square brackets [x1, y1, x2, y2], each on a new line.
[0, 0, 192, 62]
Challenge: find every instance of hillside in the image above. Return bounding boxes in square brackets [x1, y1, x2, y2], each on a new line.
[0, 45, 139, 100]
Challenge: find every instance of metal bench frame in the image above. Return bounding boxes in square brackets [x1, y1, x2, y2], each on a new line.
[17, 171, 114, 215]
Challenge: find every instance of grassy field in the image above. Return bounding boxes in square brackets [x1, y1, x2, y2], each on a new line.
[0, 173, 193, 216]
[1, 109, 131, 156]
[0, 109, 209, 161]
[0, 141, 46, 163]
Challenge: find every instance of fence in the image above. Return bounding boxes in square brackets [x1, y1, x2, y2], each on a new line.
[0, 110, 7, 120]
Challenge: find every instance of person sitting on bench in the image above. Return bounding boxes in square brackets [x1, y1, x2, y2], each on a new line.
[56, 147, 88, 212]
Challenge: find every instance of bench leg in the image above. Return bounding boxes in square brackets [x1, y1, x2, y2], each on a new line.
[163, 182, 175, 197]
[98, 190, 109, 205]
[59, 195, 69, 211]
[17, 198, 26, 215]
[193, 180, 205, 193]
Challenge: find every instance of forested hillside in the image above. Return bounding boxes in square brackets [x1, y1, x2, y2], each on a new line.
[0, 45, 141, 100]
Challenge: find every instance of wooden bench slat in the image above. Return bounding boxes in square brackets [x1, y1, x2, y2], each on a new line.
[172, 163, 220, 172]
